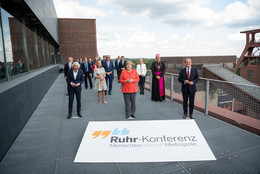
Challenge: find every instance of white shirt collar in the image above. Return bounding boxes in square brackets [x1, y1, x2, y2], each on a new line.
[73, 70, 78, 79]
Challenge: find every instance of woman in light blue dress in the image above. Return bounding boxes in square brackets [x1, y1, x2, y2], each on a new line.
[94, 61, 108, 104]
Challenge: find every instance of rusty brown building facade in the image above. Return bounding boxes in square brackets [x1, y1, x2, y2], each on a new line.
[58, 18, 97, 63]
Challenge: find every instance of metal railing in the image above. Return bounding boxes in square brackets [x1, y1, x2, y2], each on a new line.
[115, 69, 260, 133]
[145, 71, 260, 133]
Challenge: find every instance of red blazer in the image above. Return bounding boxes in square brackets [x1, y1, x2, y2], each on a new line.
[119, 69, 139, 93]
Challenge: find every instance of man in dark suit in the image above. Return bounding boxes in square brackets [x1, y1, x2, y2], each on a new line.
[67, 62, 84, 119]
[0, 61, 6, 79]
[178, 58, 199, 119]
[81, 58, 93, 89]
[102, 55, 114, 95]
[64, 57, 73, 96]
[115, 56, 121, 82]
[119, 56, 126, 73]
[17, 59, 25, 73]
[88, 58, 94, 78]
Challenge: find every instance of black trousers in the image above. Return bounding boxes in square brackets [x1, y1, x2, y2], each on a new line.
[182, 91, 195, 115]
[117, 70, 121, 81]
[67, 82, 69, 94]
[68, 87, 81, 115]
[84, 72, 93, 89]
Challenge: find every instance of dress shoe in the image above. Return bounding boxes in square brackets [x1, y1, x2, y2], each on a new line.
[109, 92, 111, 95]
[67, 114, 72, 119]
[131, 115, 136, 119]
[190, 115, 194, 119]
[183, 114, 187, 119]
[78, 113, 82, 117]
[66, 93, 69, 96]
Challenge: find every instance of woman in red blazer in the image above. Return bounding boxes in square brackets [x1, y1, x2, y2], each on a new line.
[119, 61, 139, 119]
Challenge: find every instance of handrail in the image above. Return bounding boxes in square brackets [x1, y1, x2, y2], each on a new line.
[146, 70, 259, 87]
[163, 72, 259, 88]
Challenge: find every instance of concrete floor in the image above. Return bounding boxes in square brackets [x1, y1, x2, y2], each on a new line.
[0, 74, 260, 174]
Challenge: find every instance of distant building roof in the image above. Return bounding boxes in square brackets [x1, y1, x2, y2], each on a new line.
[203, 65, 260, 100]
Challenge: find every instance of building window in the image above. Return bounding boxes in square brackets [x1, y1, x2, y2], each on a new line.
[0, 7, 56, 84]
[247, 70, 253, 82]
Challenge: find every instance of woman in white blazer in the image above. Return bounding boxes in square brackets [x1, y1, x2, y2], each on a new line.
[136, 58, 147, 95]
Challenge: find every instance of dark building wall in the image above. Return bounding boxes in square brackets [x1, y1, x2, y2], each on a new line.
[162, 55, 236, 65]
[162, 55, 237, 77]
[58, 18, 97, 63]
[0, 66, 59, 161]
[24, 0, 59, 44]
[240, 66, 260, 86]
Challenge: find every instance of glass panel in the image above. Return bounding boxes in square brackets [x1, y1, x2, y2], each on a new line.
[37, 35, 45, 68]
[1, 8, 28, 77]
[44, 39, 50, 66]
[26, 27, 38, 70]
[0, 9, 6, 82]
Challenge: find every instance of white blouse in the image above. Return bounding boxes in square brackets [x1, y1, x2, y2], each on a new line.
[136, 64, 147, 76]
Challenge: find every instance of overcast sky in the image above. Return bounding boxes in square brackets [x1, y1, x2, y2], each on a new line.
[53, 0, 260, 58]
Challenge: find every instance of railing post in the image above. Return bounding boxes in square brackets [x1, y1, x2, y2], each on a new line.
[170, 74, 174, 100]
[205, 79, 210, 115]
[149, 72, 152, 92]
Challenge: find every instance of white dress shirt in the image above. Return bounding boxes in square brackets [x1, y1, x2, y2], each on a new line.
[184, 67, 191, 84]
[73, 70, 78, 80]
[137, 64, 147, 76]
[71, 70, 80, 86]
[68, 62, 72, 69]
[186, 67, 191, 78]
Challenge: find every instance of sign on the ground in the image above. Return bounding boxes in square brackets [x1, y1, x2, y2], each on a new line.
[74, 120, 216, 163]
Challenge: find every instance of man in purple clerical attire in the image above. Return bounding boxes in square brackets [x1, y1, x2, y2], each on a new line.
[150, 54, 166, 102]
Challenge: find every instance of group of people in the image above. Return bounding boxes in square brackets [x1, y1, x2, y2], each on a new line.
[64, 54, 199, 120]
[0, 59, 26, 80]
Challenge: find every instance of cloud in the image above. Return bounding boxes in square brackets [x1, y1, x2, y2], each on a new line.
[228, 32, 245, 41]
[98, 0, 260, 28]
[97, 29, 244, 58]
[53, 0, 106, 18]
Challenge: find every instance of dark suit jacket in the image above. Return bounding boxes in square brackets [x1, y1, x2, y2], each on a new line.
[81, 62, 93, 74]
[67, 69, 84, 91]
[115, 59, 121, 71]
[178, 67, 199, 93]
[119, 60, 126, 70]
[102, 60, 115, 76]
[89, 61, 94, 66]
[64, 62, 73, 77]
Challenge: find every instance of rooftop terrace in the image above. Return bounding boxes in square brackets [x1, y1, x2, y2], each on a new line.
[0, 74, 260, 174]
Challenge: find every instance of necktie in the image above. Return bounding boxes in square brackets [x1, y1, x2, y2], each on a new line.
[187, 68, 190, 79]
[85, 63, 88, 72]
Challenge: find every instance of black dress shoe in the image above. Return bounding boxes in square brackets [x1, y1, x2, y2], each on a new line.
[78, 113, 82, 117]
[66, 93, 69, 96]
[109, 92, 111, 95]
[67, 114, 72, 119]
[131, 115, 136, 118]
[190, 115, 194, 119]
[183, 114, 187, 119]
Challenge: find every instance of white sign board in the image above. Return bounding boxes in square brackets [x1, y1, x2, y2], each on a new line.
[74, 120, 216, 163]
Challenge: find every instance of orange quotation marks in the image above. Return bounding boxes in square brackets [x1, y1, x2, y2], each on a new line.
[92, 131, 111, 139]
